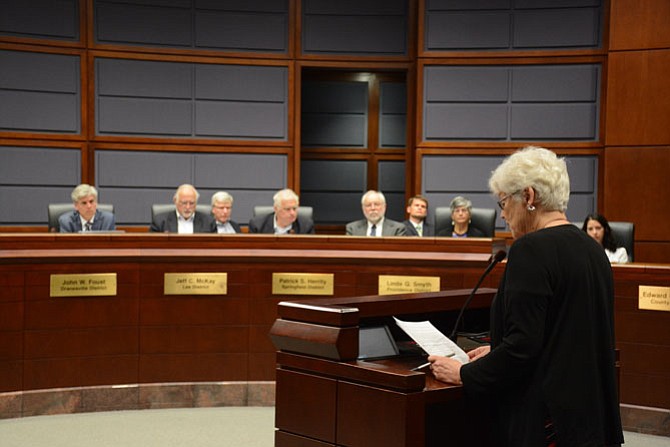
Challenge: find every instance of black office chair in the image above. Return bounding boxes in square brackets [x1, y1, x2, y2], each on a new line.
[252, 205, 314, 222]
[609, 221, 635, 262]
[434, 207, 497, 237]
[151, 203, 211, 222]
[48, 203, 115, 232]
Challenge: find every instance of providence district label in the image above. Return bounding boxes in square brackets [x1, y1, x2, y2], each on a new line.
[378, 275, 440, 296]
[164, 273, 228, 295]
[272, 273, 334, 296]
[50, 273, 117, 297]
[639, 285, 670, 312]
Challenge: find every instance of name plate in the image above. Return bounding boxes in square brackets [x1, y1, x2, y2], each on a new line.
[272, 273, 334, 296]
[50, 273, 117, 297]
[164, 273, 228, 295]
[639, 285, 670, 312]
[378, 275, 440, 296]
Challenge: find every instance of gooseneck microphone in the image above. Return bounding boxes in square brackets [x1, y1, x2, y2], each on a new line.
[449, 250, 507, 342]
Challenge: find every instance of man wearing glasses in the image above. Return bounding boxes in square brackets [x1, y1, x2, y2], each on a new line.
[150, 184, 216, 233]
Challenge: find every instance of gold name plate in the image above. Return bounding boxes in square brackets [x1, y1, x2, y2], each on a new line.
[50, 273, 117, 297]
[378, 275, 440, 296]
[639, 285, 670, 312]
[272, 273, 334, 295]
[164, 273, 228, 295]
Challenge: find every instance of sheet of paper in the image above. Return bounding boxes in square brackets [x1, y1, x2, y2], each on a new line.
[393, 317, 469, 364]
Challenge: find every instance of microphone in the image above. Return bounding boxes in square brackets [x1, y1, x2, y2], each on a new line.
[449, 250, 506, 342]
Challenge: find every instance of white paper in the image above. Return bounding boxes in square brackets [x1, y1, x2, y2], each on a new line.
[393, 317, 469, 364]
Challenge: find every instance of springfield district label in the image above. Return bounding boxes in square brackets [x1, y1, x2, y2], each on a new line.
[50, 273, 117, 297]
[378, 275, 440, 295]
[164, 273, 228, 295]
[639, 285, 670, 312]
[272, 273, 334, 295]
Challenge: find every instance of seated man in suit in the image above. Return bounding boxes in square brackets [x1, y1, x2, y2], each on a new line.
[346, 190, 406, 236]
[59, 184, 115, 233]
[403, 195, 433, 237]
[248, 188, 314, 234]
[150, 184, 216, 233]
[211, 191, 241, 234]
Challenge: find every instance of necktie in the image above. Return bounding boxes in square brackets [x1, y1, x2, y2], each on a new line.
[370, 224, 376, 237]
[84, 221, 92, 232]
[416, 224, 423, 237]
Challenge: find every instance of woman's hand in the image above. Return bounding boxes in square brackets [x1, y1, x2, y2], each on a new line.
[467, 345, 491, 362]
[427, 355, 463, 384]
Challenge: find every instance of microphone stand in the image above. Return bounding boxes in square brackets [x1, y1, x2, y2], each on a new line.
[448, 250, 506, 342]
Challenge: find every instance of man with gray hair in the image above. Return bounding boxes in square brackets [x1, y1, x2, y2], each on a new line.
[150, 184, 216, 233]
[345, 190, 406, 236]
[59, 184, 115, 233]
[211, 191, 241, 234]
[248, 188, 314, 234]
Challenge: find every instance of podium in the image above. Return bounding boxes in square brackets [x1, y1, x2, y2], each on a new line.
[270, 288, 497, 447]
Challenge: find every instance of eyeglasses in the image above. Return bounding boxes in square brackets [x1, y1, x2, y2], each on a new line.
[178, 201, 196, 207]
[497, 191, 521, 210]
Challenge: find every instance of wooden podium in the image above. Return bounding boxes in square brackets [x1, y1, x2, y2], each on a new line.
[270, 288, 497, 447]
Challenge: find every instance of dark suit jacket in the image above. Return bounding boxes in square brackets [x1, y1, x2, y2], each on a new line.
[59, 210, 116, 233]
[216, 220, 242, 234]
[150, 211, 216, 233]
[403, 219, 434, 237]
[436, 224, 484, 238]
[345, 218, 407, 236]
[248, 213, 314, 234]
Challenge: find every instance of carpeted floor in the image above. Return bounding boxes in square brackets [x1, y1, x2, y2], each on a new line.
[0, 407, 668, 447]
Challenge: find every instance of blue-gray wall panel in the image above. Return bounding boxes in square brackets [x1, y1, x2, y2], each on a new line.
[0, 50, 80, 134]
[98, 98, 193, 136]
[300, 192, 363, 226]
[421, 154, 598, 230]
[194, 153, 287, 189]
[0, 146, 80, 186]
[302, 115, 367, 147]
[0, 145, 81, 225]
[511, 65, 599, 102]
[510, 104, 597, 140]
[426, 12, 510, 50]
[195, 102, 286, 139]
[0, 0, 79, 41]
[566, 157, 597, 193]
[303, 82, 368, 114]
[424, 1, 602, 51]
[95, 3, 192, 47]
[195, 65, 286, 102]
[423, 64, 600, 142]
[425, 104, 509, 140]
[380, 83, 406, 113]
[195, 11, 287, 51]
[1, 50, 79, 92]
[96, 58, 287, 140]
[97, 59, 192, 98]
[380, 115, 406, 148]
[96, 151, 194, 188]
[95, 0, 289, 53]
[425, 67, 509, 102]
[514, 8, 601, 48]
[379, 161, 405, 222]
[303, 16, 407, 55]
[0, 91, 79, 133]
[301, 160, 367, 192]
[301, 159, 368, 225]
[304, 0, 406, 14]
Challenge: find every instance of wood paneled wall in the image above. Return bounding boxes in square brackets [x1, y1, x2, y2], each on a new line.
[605, 0, 670, 263]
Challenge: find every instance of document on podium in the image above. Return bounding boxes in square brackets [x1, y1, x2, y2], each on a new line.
[393, 317, 469, 364]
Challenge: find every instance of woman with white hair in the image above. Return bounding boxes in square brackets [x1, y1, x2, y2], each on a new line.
[428, 147, 623, 446]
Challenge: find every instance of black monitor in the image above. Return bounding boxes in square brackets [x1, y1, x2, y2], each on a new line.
[357, 325, 399, 360]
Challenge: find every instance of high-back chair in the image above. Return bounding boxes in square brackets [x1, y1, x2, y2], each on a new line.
[434, 207, 497, 237]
